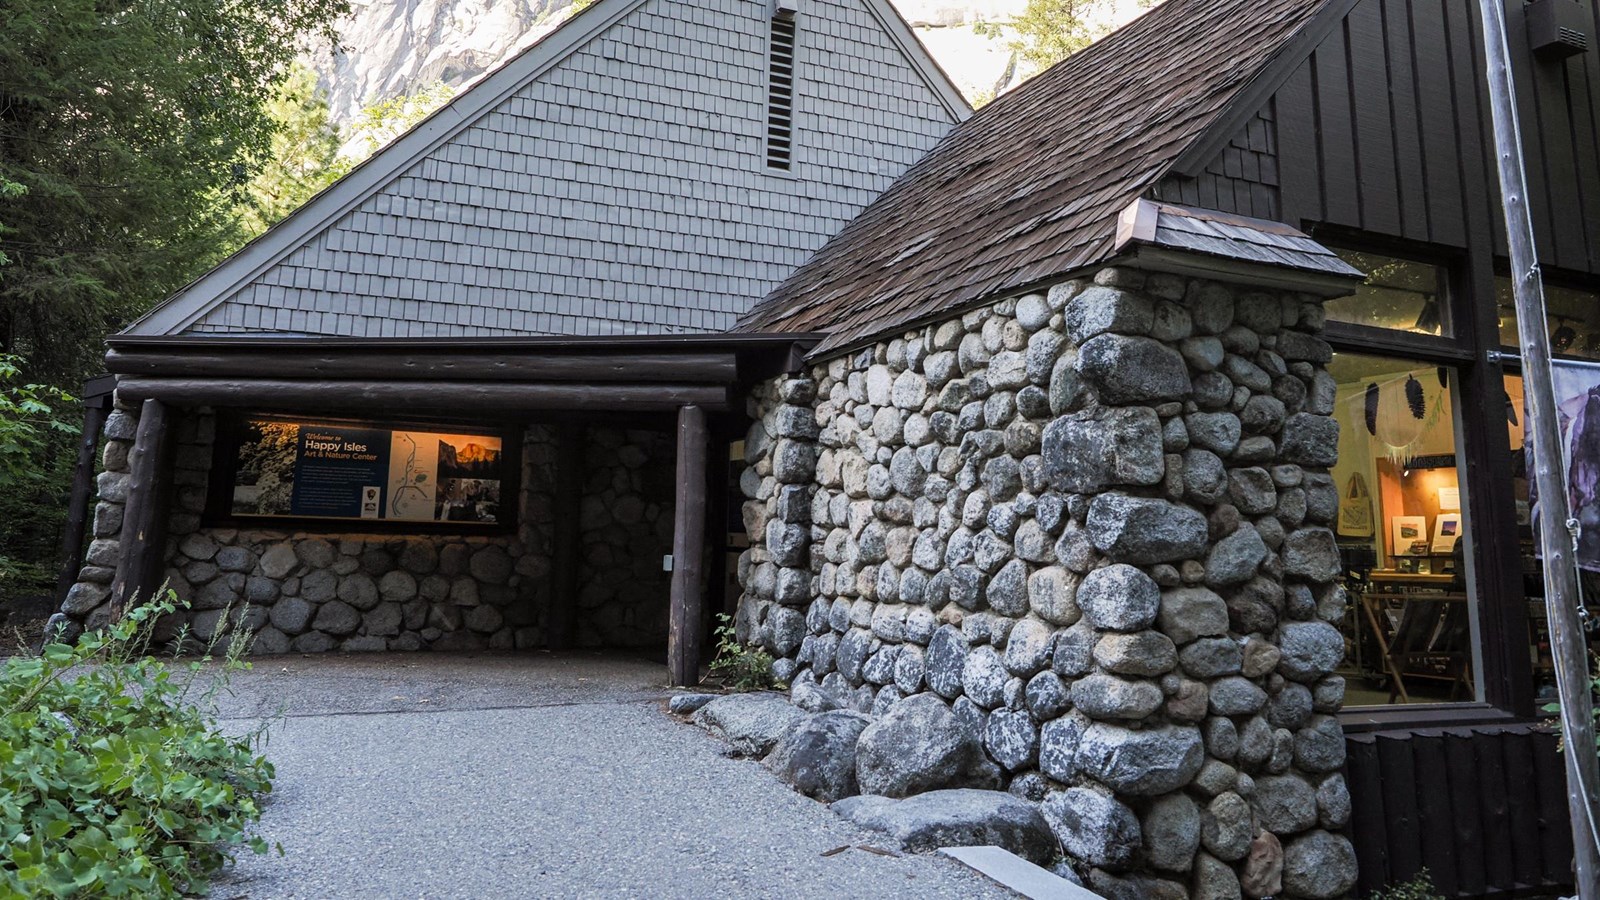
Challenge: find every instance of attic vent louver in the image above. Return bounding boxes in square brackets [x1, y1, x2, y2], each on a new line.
[1527, 0, 1589, 60]
[767, 13, 797, 170]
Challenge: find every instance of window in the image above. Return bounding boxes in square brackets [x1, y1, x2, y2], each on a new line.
[1495, 277, 1600, 360]
[766, 15, 796, 170]
[1325, 249, 1450, 335]
[1329, 353, 1481, 705]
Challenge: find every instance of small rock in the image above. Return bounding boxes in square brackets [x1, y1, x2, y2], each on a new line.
[669, 693, 718, 715]
[1078, 563, 1160, 631]
[1086, 494, 1208, 564]
[693, 693, 807, 758]
[855, 694, 987, 798]
[834, 789, 1058, 864]
[1240, 830, 1284, 899]
[1043, 786, 1142, 869]
[1281, 831, 1358, 899]
[763, 709, 873, 802]
[1074, 722, 1204, 795]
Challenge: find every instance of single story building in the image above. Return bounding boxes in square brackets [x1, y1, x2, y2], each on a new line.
[51, 0, 1600, 896]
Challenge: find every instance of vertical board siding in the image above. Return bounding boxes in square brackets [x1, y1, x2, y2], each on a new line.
[1346, 726, 1573, 898]
[1315, 20, 1362, 227]
[1267, 0, 1600, 275]
[1152, 108, 1281, 219]
[1346, 0, 1401, 235]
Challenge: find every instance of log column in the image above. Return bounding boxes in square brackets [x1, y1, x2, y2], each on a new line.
[55, 398, 110, 600]
[109, 399, 175, 612]
[668, 404, 708, 687]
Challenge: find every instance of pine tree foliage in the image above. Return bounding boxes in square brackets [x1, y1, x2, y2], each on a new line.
[0, 0, 348, 383]
[975, 0, 1115, 75]
[236, 65, 347, 241]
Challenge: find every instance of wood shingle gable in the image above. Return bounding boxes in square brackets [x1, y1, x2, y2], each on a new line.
[125, 0, 966, 339]
[736, 0, 1352, 357]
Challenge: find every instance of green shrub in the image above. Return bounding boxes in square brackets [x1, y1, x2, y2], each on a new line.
[1369, 869, 1444, 900]
[707, 613, 781, 692]
[0, 595, 274, 898]
[1539, 654, 1600, 760]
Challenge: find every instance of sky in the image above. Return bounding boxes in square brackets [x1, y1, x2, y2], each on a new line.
[889, 0, 1154, 100]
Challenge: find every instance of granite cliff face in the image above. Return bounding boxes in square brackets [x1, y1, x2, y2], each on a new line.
[306, 0, 576, 125]
[304, 0, 1018, 123]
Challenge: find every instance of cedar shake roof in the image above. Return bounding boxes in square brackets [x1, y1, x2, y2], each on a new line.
[737, 0, 1345, 357]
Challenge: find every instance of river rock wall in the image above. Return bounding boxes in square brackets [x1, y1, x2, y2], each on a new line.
[734, 265, 1358, 899]
[54, 414, 674, 655]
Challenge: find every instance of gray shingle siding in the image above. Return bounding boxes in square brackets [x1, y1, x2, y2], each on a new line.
[180, 0, 957, 338]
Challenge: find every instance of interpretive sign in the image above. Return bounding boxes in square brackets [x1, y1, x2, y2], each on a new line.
[230, 418, 504, 525]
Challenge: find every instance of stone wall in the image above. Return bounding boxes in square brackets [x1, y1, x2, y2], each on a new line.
[54, 411, 675, 656]
[735, 265, 1358, 899]
[574, 427, 676, 648]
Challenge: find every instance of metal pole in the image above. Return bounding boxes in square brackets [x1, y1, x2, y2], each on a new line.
[1476, 1, 1600, 893]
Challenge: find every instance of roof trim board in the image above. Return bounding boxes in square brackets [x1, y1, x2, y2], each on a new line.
[858, 0, 972, 121]
[125, 0, 967, 338]
[1167, 0, 1365, 178]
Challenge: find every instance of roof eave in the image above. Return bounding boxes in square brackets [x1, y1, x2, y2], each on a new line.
[1118, 245, 1364, 298]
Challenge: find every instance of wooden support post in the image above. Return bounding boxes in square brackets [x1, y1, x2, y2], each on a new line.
[1477, 2, 1600, 893]
[55, 399, 109, 601]
[546, 425, 584, 650]
[668, 404, 708, 687]
[109, 400, 175, 612]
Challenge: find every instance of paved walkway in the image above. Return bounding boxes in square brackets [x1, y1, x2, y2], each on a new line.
[211, 652, 1016, 899]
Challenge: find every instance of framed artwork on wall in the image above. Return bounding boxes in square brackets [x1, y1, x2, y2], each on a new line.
[1391, 515, 1429, 556]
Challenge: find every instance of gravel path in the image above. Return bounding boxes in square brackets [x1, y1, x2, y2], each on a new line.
[211, 652, 1017, 899]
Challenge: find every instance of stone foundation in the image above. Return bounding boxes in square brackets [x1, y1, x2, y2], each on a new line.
[735, 265, 1357, 898]
[54, 411, 675, 656]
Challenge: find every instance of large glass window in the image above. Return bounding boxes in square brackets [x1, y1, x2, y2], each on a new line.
[1326, 249, 1450, 336]
[1495, 277, 1600, 360]
[1329, 352, 1481, 705]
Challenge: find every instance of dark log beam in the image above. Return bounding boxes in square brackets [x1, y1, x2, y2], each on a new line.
[55, 399, 109, 601]
[668, 404, 708, 687]
[105, 349, 740, 384]
[114, 377, 730, 412]
[546, 425, 584, 650]
[110, 400, 175, 611]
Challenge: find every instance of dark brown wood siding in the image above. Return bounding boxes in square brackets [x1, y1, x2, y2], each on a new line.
[1166, 0, 1600, 276]
[1345, 725, 1573, 898]
[1153, 107, 1281, 220]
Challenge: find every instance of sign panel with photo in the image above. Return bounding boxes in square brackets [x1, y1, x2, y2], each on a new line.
[230, 418, 504, 526]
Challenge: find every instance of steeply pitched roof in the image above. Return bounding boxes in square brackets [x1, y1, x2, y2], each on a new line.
[736, 0, 1348, 357]
[125, 0, 966, 339]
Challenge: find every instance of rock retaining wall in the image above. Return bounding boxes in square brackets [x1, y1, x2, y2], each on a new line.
[54, 412, 675, 655]
[734, 265, 1358, 899]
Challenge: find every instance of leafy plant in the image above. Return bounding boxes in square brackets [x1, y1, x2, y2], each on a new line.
[1368, 869, 1444, 900]
[0, 354, 78, 593]
[0, 593, 275, 898]
[1540, 654, 1600, 757]
[974, 0, 1114, 76]
[707, 613, 781, 692]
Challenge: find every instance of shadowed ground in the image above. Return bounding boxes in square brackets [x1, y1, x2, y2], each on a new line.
[209, 652, 1017, 899]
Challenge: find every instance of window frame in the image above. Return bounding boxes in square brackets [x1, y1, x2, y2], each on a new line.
[1314, 232, 1537, 726]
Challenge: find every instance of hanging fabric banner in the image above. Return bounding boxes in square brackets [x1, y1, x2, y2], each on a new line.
[1532, 358, 1600, 570]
